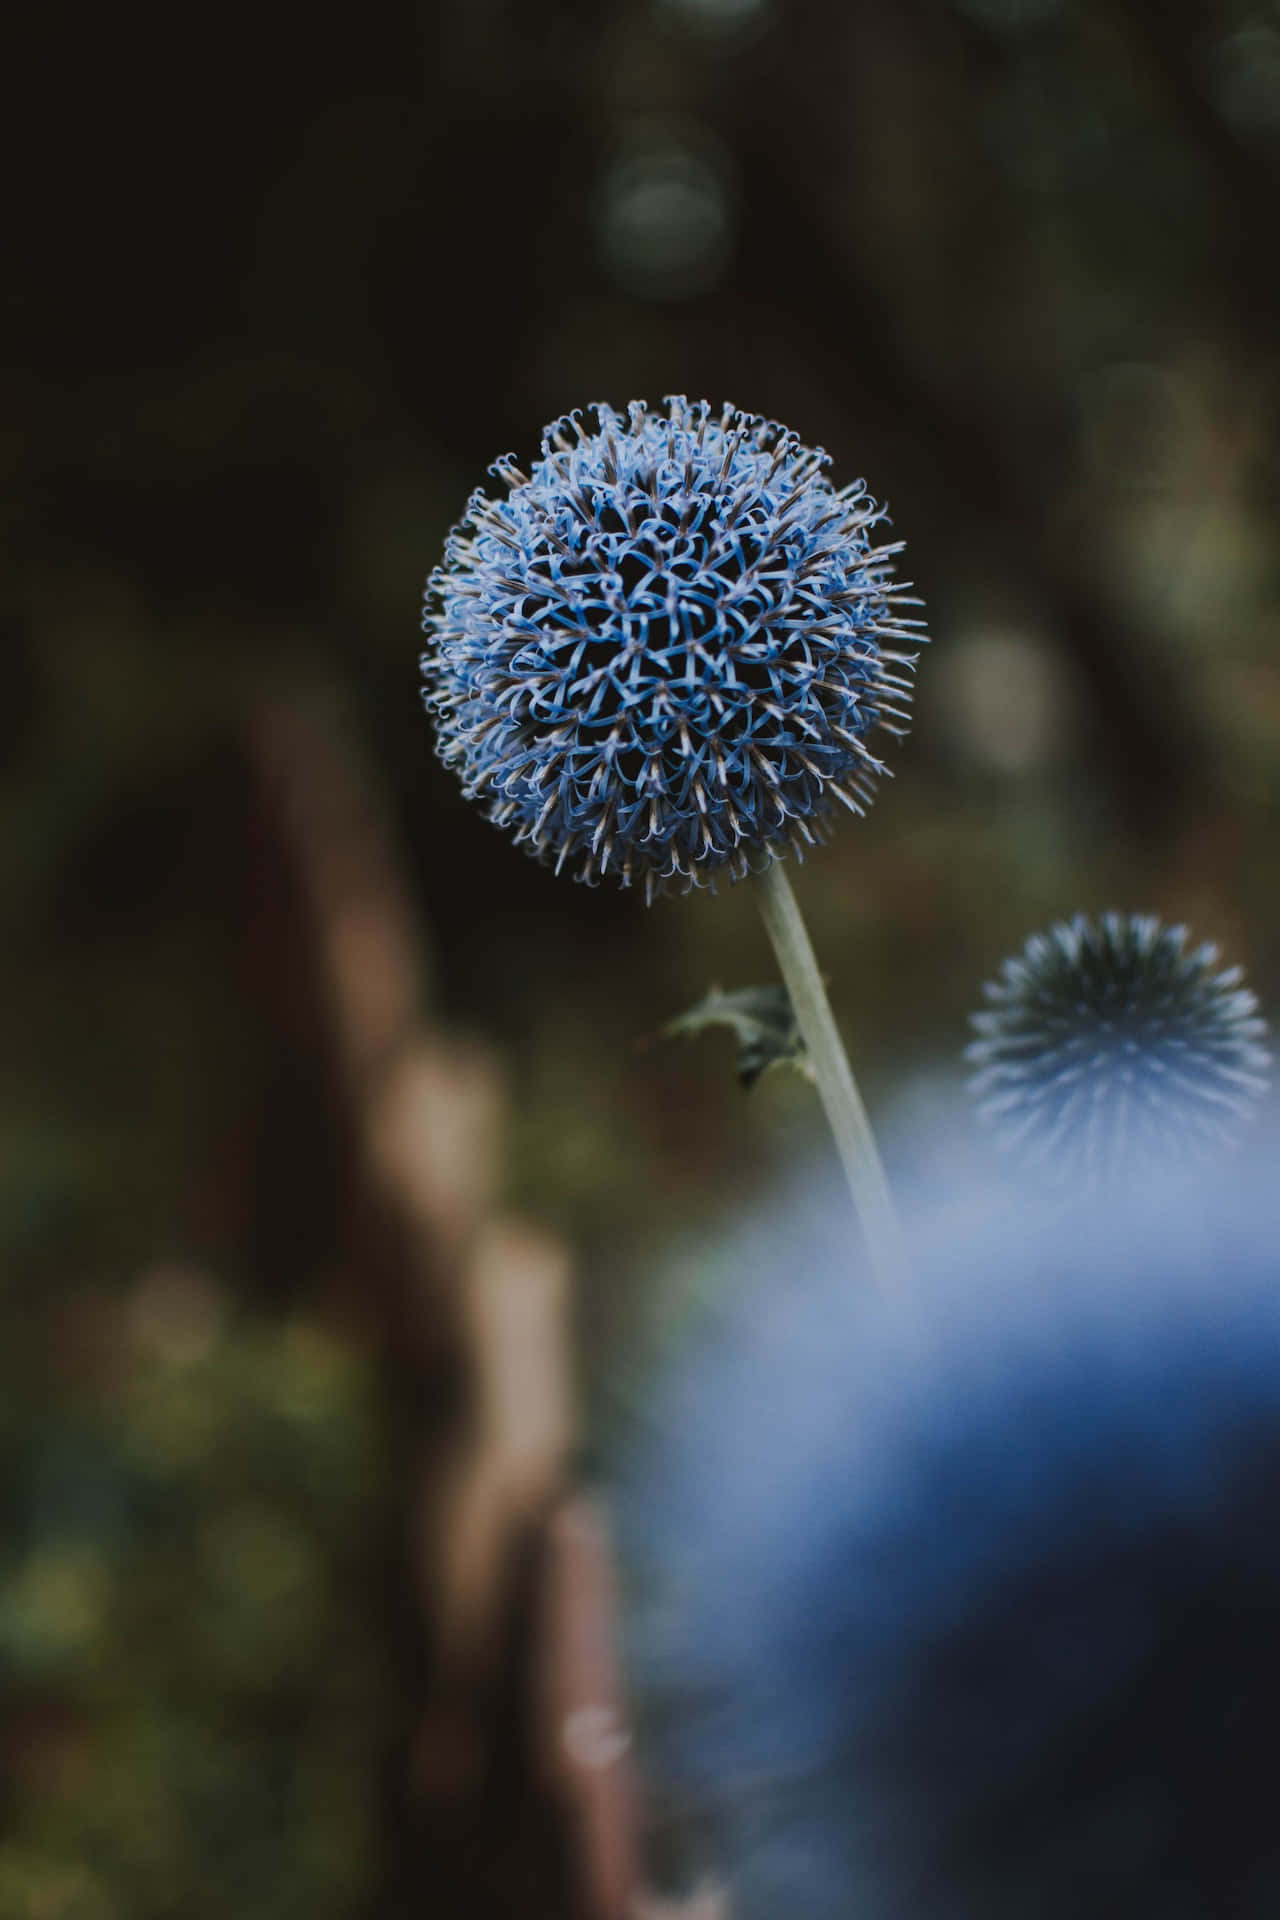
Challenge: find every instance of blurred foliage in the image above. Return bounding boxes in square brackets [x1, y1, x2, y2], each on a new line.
[0, 1268, 389, 1919]
[5, 0, 1280, 1912]
[664, 985, 808, 1090]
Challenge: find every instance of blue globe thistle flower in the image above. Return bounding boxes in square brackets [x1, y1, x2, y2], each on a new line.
[421, 398, 925, 900]
[966, 912, 1270, 1183]
[614, 1154, 1280, 1919]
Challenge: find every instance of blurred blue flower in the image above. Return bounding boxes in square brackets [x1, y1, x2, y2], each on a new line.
[966, 911, 1270, 1183]
[614, 1150, 1280, 1918]
[421, 398, 925, 899]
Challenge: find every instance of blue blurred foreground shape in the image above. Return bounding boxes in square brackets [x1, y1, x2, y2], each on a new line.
[617, 1147, 1280, 1917]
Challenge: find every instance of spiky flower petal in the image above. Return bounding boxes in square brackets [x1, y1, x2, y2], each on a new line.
[967, 912, 1270, 1182]
[421, 398, 925, 899]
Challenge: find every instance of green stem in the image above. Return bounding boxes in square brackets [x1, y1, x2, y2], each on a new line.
[755, 858, 908, 1296]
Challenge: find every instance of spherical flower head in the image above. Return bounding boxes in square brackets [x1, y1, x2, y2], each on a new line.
[966, 911, 1270, 1184]
[615, 1155, 1280, 1918]
[421, 398, 925, 899]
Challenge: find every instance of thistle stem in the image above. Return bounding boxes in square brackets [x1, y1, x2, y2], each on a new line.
[755, 858, 908, 1296]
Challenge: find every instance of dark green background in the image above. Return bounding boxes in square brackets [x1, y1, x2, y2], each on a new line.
[5, 2, 1279, 1914]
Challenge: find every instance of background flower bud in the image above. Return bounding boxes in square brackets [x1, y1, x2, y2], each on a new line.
[966, 912, 1270, 1184]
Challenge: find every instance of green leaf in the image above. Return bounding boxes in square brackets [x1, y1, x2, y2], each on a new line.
[664, 983, 810, 1090]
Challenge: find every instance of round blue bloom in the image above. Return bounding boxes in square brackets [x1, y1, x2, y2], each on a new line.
[966, 911, 1270, 1184]
[614, 1153, 1280, 1918]
[421, 398, 925, 899]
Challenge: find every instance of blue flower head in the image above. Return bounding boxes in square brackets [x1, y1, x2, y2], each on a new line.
[967, 912, 1270, 1184]
[615, 1152, 1280, 1918]
[421, 398, 926, 900]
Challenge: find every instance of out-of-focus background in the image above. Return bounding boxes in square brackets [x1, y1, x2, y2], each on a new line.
[5, 1, 1280, 1914]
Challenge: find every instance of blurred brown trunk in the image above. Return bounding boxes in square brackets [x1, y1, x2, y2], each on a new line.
[246, 682, 626, 1918]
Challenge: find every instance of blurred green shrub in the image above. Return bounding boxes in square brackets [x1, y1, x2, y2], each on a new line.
[0, 1270, 391, 1920]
